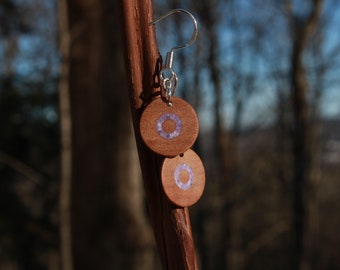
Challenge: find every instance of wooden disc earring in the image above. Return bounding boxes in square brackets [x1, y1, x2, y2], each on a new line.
[140, 96, 199, 157]
[140, 9, 199, 157]
[161, 149, 205, 207]
[141, 9, 205, 207]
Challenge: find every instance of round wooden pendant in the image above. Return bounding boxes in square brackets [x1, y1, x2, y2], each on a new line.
[161, 149, 205, 207]
[140, 97, 199, 157]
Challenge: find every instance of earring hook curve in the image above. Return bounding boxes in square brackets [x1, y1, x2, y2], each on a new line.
[150, 9, 198, 106]
[149, 9, 198, 53]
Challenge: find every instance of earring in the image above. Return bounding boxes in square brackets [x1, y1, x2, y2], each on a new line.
[161, 149, 205, 207]
[140, 9, 205, 207]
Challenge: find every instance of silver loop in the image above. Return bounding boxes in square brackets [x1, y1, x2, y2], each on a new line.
[150, 9, 198, 105]
[159, 67, 176, 82]
[160, 71, 178, 106]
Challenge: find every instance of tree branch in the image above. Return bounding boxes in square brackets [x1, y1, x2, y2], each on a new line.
[119, 1, 198, 269]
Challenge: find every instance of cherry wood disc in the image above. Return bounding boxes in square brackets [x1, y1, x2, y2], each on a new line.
[161, 149, 205, 207]
[140, 97, 199, 157]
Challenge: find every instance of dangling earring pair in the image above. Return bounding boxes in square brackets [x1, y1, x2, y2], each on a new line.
[140, 9, 205, 207]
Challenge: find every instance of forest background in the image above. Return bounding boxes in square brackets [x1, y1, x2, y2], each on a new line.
[1, 0, 340, 269]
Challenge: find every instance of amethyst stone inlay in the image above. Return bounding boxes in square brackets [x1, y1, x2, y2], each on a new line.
[174, 163, 194, 190]
[156, 113, 182, 140]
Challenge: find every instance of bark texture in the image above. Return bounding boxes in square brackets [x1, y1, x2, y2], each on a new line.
[119, 1, 199, 269]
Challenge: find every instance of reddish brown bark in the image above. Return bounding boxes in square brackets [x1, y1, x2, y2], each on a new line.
[119, 1, 198, 269]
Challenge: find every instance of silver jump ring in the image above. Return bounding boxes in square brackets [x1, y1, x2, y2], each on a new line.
[160, 72, 177, 106]
[150, 9, 198, 106]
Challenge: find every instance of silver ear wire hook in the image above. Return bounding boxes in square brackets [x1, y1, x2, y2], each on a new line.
[150, 9, 198, 106]
[150, 9, 198, 69]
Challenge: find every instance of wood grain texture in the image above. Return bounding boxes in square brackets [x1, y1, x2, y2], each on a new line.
[161, 149, 205, 207]
[140, 97, 199, 157]
[119, 1, 199, 269]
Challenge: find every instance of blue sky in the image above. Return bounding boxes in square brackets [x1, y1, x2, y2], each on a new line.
[154, 0, 340, 129]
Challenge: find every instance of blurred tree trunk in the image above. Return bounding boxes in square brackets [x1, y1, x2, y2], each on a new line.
[58, 0, 73, 269]
[59, 0, 156, 269]
[198, 1, 238, 269]
[286, 1, 323, 269]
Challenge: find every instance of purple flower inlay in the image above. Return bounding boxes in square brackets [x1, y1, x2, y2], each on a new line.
[156, 113, 182, 140]
[174, 163, 194, 190]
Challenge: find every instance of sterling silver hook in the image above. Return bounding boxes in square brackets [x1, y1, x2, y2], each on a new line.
[150, 9, 198, 106]
[150, 9, 198, 56]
